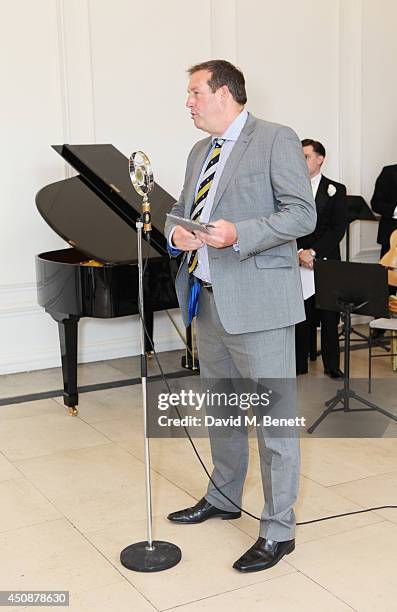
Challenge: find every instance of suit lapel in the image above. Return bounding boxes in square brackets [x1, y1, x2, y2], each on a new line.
[210, 115, 256, 215]
[315, 176, 329, 216]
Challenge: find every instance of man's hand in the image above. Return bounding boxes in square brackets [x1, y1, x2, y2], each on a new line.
[171, 225, 204, 251]
[194, 219, 237, 248]
[299, 249, 315, 269]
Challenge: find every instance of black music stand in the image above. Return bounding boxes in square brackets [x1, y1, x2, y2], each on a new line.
[307, 260, 397, 433]
[339, 197, 379, 347]
[311, 197, 377, 359]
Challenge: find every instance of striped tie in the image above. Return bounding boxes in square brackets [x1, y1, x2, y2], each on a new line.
[187, 138, 224, 274]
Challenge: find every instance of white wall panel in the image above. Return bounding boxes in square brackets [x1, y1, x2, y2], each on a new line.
[57, 0, 96, 145]
[359, 0, 397, 254]
[210, 0, 237, 63]
[87, 0, 212, 198]
[1, 0, 66, 284]
[236, 0, 340, 178]
[361, 0, 397, 197]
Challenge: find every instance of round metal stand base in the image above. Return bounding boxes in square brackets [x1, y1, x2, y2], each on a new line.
[120, 541, 182, 572]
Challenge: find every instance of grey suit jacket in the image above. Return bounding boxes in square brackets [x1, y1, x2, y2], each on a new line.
[165, 113, 316, 334]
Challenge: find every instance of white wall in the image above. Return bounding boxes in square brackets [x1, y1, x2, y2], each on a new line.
[237, 0, 340, 175]
[360, 0, 397, 253]
[1, 0, 397, 374]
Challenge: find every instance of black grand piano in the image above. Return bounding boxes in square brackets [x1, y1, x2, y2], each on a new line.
[35, 144, 193, 415]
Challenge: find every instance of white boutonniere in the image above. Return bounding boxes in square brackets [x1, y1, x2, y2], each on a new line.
[327, 184, 336, 197]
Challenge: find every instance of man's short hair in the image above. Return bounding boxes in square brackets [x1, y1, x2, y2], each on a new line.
[301, 139, 326, 157]
[188, 59, 247, 105]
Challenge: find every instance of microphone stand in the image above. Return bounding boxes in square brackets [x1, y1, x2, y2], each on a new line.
[120, 165, 181, 572]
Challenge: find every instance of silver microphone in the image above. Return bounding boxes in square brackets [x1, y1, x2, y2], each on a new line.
[129, 151, 154, 235]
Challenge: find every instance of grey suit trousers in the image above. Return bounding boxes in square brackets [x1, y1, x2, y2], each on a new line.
[196, 287, 300, 541]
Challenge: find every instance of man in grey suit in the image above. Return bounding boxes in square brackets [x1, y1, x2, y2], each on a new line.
[165, 60, 316, 572]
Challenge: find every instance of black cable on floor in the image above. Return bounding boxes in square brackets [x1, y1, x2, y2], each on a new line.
[296, 506, 397, 526]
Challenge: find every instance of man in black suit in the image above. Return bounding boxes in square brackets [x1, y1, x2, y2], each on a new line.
[371, 165, 397, 259]
[295, 139, 348, 378]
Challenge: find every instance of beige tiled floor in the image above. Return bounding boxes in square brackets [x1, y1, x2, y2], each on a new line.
[0, 345, 396, 611]
[0, 361, 127, 401]
[88, 516, 295, 610]
[166, 572, 354, 611]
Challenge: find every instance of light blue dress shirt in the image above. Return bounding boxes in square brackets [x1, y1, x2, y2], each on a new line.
[169, 108, 248, 282]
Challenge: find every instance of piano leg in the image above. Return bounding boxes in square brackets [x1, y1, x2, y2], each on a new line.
[57, 316, 79, 416]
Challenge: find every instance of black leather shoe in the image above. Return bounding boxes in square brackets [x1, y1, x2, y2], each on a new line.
[167, 497, 241, 524]
[324, 368, 344, 379]
[233, 537, 295, 572]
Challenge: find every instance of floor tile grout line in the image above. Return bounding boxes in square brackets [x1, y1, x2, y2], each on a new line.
[98, 430, 207, 501]
[73, 528, 161, 612]
[64, 578, 152, 609]
[371, 510, 397, 523]
[110, 437, 210, 505]
[322, 484, 397, 520]
[298, 469, 377, 489]
[75, 413, 143, 429]
[115, 439, 206, 506]
[295, 470, 393, 512]
[223, 518, 258, 541]
[13, 432, 202, 533]
[160, 564, 357, 612]
[158, 567, 298, 612]
[325, 468, 397, 488]
[294, 518, 389, 547]
[0, 516, 65, 537]
[1, 467, 161, 612]
[289, 518, 390, 553]
[298, 472, 397, 522]
[4, 439, 114, 465]
[1, 400, 119, 465]
[284, 567, 359, 611]
[329, 472, 397, 506]
[16, 434, 115, 459]
[10, 445, 121, 528]
[0, 473, 28, 485]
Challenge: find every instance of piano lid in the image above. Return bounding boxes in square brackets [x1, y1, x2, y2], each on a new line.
[36, 144, 176, 264]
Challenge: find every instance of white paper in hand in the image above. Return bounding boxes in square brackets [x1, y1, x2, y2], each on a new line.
[299, 266, 315, 300]
[166, 213, 213, 234]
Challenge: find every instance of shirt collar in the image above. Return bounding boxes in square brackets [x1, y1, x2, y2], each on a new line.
[211, 108, 248, 143]
[310, 172, 322, 189]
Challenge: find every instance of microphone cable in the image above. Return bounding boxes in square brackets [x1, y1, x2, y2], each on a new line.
[137, 246, 397, 526]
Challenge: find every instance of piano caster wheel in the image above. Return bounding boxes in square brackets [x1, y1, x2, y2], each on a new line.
[69, 406, 78, 416]
[181, 356, 200, 371]
[146, 351, 154, 360]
